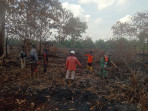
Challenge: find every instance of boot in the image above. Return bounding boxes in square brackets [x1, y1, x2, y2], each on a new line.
[87, 65, 89, 70]
[68, 80, 71, 85]
[90, 67, 93, 71]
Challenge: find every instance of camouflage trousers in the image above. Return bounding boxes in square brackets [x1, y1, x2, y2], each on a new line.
[100, 67, 108, 77]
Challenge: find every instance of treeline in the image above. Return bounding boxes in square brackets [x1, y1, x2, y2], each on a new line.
[6, 36, 146, 56]
[52, 37, 140, 51]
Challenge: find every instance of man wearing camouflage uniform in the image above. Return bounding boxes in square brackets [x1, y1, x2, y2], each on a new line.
[100, 50, 111, 78]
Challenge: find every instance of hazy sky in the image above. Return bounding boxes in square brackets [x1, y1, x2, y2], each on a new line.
[59, 0, 148, 41]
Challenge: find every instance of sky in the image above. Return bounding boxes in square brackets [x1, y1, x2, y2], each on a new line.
[59, 0, 148, 41]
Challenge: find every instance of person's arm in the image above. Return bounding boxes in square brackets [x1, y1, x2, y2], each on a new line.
[75, 58, 82, 67]
[85, 54, 89, 57]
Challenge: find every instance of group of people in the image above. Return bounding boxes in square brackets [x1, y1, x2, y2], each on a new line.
[20, 44, 48, 79]
[20, 44, 111, 83]
[65, 50, 111, 84]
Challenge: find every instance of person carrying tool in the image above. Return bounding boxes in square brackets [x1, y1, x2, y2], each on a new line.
[43, 49, 48, 73]
[20, 45, 27, 69]
[85, 51, 93, 71]
[65, 50, 82, 84]
[100, 50, 111, 78]
[30, 44, 38, 79]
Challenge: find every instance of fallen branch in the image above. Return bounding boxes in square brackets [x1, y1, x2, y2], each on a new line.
[111, 60, 119, 69]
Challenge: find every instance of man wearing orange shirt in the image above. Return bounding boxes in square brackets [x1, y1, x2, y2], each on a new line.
[85, 51, 93, 71]
[65, 50, 82, 84]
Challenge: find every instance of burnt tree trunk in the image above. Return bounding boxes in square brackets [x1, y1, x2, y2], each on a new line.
[0, 0, 6, 57]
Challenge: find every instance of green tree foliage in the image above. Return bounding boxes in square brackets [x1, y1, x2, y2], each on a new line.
[54, 9, 73, 43]
[55, 37, 132, 50]
[132, 11, 148, 34]
[138, 31, 148, 55]
[95, 39, 106, 49]
[63, 17, 88, 40]
[63, 17, 87, 47]
[81, 36, 94, 49]
[111, 21, 136, 39]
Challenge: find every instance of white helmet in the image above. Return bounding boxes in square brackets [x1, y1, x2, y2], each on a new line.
[70, 50, 75, 54]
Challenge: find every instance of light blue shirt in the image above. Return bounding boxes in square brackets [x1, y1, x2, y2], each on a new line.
[30, 48, 38, 62]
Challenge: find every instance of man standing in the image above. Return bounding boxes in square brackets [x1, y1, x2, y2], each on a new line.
[100, 50, 111, 82]
[20, 45, 27, 69]
[65, 50, 82, 84]
[30, 44, 38, 79]
[85, 51, 93, 71]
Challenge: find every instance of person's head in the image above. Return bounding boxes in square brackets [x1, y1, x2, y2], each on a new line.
[102, 50, 106, 56]
[70, 50, 75, 55]
[89, 51, 92, 55]
[22, 45, 25, 50]
[32, 44, 36, 48]
[108, 54, 111, 57]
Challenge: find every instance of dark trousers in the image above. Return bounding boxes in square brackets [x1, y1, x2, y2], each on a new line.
[44, 63, 47, 72]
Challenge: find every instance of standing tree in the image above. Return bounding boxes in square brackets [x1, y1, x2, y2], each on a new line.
[63, 17, 87, 47]
[112, 11, 148, 54]
[95, 39, 106, 49]
[82, 36, 94, 49]
[132, 11, 148, 54]
[35, 0, 61, 55]
[138, 31, 148, 55]
[2, 0, 87, 55]
[4, 0, 64, 55]
[55, 9, 73, 43]
[132, 11, 148, 35]
[0, 0, 6, 57]
[111, 21, 135, 39]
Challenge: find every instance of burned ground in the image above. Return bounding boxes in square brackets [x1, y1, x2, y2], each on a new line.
[0, 49, 148, 111]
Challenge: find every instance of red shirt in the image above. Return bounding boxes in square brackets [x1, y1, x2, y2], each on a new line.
[66, 56, 81, 71]
[85, 54, 93, 63]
